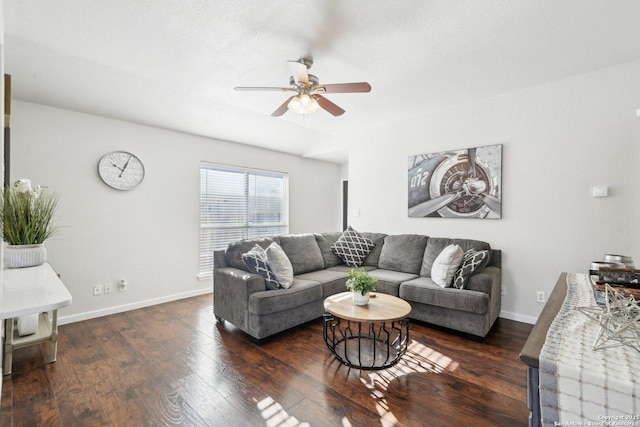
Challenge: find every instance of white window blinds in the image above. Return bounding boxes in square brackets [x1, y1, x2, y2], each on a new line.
[200, 163, 289, 275]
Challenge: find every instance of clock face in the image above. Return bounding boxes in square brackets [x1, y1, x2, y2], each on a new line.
[98, 151, 145, 190]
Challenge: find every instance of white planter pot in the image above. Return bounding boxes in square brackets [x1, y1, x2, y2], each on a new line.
[3, 244, 47, 268]
[352, 291, 370, 306]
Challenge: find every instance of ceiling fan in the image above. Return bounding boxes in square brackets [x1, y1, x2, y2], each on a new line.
[234, 58, 371, 117]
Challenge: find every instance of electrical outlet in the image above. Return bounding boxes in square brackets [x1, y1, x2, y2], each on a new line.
[93, 284, 103, 296]
[104, 283, 113, 294]
[536, 291, 546, 303]
[119, 279, 128, 292]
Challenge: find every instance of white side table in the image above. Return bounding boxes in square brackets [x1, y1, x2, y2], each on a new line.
[0, 263, 72, 375]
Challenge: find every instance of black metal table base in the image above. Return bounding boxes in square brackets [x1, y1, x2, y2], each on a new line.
[323, 313, 409, 370]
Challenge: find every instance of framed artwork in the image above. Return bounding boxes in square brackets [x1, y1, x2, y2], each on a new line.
[408, 144, 502, 219]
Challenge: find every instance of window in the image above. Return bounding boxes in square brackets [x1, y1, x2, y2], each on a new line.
[200, 162, 289, 275]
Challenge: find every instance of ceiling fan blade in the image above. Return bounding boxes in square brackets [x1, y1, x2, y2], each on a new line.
[320, 82, 371, 93]
[315, 95, 345, 116]
[288, 61, 309, 86]
[234, 86, 296, 92]
[271, 96, 295, 117]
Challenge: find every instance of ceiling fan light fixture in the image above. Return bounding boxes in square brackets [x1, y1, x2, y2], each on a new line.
[287, 93, 319, 114]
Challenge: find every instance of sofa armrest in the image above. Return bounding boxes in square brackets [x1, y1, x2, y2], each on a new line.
[467, 266, 502, 330]
[466, 266, 501, 296]
[488, 249, 501, 268]
[213, 249, 228, 268]
[213, 267, 267, 329]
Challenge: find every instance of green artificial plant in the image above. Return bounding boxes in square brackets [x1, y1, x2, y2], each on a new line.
[1, 179, 59, 245]
[345, 268, 378, 296]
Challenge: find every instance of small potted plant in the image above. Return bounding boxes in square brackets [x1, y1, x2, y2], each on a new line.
[346, 268, 378, 305]
[1, 178, 59, 268]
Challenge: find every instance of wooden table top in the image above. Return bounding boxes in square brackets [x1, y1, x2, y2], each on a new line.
[323, 292, 412, 322]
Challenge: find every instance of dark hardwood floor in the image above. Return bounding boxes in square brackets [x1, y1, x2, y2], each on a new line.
[1, 294, 532, 426]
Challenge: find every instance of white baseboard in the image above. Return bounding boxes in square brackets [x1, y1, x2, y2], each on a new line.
[499, 310, 536, 325]
[59, 288, 213, 325]
[59, 289, 537, 327]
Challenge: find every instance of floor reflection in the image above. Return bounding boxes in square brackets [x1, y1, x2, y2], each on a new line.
[325, 339, 459, 426]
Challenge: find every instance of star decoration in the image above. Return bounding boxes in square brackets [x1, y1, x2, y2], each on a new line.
[577, 284, 640, 353]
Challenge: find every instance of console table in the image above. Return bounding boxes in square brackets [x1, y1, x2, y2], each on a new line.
[1, 263, 72, 375]
[521, 272, 640, 426]
[519, 273, 567, 427]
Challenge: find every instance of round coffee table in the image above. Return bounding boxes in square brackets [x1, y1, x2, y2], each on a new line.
[323, 291, 411, 370]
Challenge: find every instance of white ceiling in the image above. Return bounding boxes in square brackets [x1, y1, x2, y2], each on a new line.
[4, 1, 640, 164]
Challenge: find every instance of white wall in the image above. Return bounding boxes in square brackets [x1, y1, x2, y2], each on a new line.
[345, 60, 640, 323]
[10, 101, 342, 323]
[8, 60, 640, 326]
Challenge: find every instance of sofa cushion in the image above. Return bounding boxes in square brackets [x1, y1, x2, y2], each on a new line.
[431, 244, 464, 288]
[421, 238, 491, 277]
[295, 269, 349, 297]
[378, 234, 429, 274]
[314, 232, 344, 268]
[452, 249, 490, 289]
[295, 269, 348, 284]
[248, 279, 323, 315]
[330, 226, 375, 267]
[400, 277, 490, 315]
[279, 234, 325, 275]
[326, 265, 377, 273]
[226, 237, 280, 270]
[361, 232, 388, 267]
[368, 269, 419, 296]
[241, 245, 280, 290]
[265, 242, 294, 289]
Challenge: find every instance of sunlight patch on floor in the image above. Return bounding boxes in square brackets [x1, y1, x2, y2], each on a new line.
[255, 396, 310, 427]
[357, 339, 459, 425]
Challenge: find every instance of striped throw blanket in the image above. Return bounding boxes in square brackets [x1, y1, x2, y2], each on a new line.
[539, 273, 640, 426]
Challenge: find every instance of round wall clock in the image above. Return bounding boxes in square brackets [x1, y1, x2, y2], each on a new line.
[98, 151, 145, 190]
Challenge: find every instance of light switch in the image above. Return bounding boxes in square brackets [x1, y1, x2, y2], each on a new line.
[353, 209, 360, 217]
[592, 186, 608, 198]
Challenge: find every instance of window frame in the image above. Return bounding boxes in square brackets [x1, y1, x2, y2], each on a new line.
[199, 162, 289, 277]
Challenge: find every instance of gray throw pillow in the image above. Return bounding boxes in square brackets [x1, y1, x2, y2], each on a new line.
[330, 226, 375, 267]
[226, 237, 279, 270]
[361, 232, 388, 267]
[452, 249, 490, 289]
[279, 234, 325, 275]
[241, 245, 280, 290]
[314, 232, 344, 268]
[379, 234, 429, 274]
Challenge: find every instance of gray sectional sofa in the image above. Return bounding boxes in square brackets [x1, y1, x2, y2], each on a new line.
[213, 232, 501, 341]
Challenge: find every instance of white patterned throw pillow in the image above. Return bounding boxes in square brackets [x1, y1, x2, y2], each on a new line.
[452, 249, 490, 289]
[330, 226, 375, 267]
[241, 245, 280, 290]
[431, 244, 464, 288]
[265, 242, 294, 289]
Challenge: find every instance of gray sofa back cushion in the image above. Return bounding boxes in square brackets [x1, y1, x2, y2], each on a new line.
[279, 234, 325, 275]
[361, 232, 388, 267]
[314, 232, 343, 268]
[378, 234, 429, 274]
[421, 238, 491, 277]
[225, 237, 281, 270]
